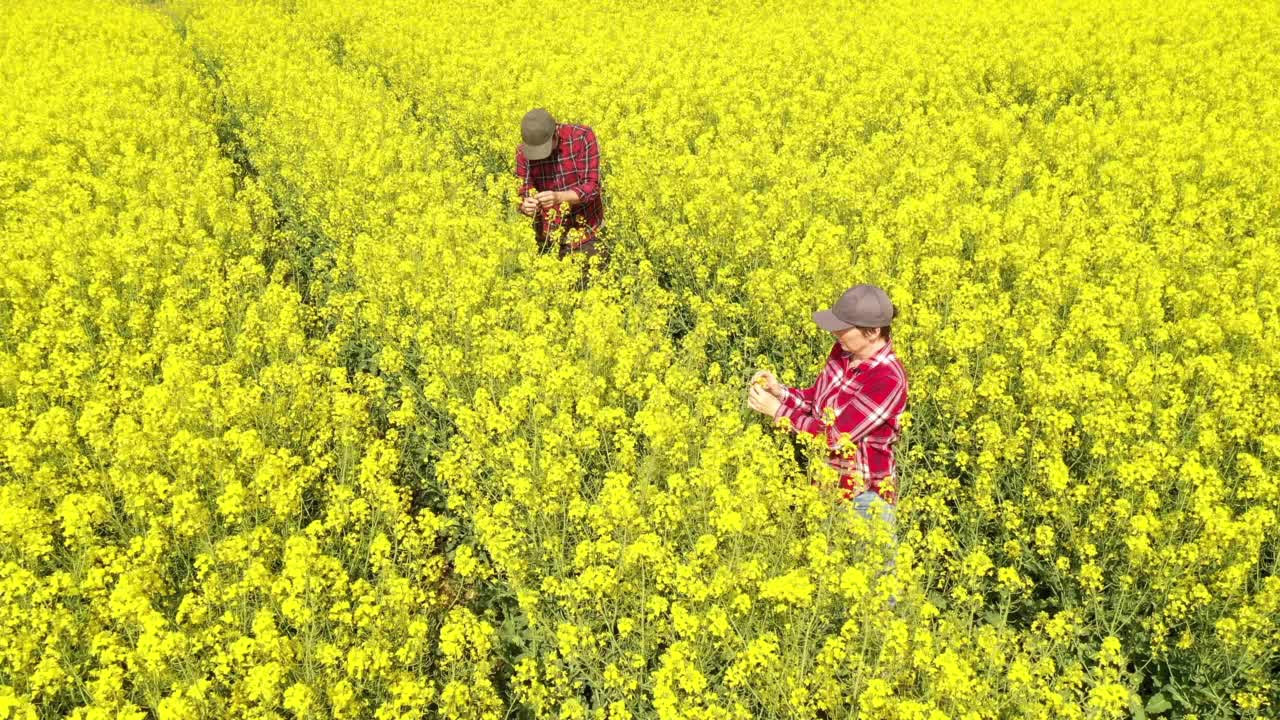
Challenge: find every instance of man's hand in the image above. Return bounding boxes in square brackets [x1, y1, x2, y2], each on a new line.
[750, 370, 785, 399]
[536, 190, 582, 209]
[748, 384, 782, 418]
[535, 190, 561, 209]
[519, 196, 539, 216]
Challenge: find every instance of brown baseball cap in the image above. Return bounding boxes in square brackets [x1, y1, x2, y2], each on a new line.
[521, 108, 558, 160]
[813, 284, 896, 331]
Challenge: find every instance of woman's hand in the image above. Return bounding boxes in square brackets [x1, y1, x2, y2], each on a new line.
[518, 196, 539, 216]
[748, 384, 782, 418]
[750, 370, 784, 399]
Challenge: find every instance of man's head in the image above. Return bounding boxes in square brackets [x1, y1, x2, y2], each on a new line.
[813, 284, 896, 355]
[521, 108, 558, 160]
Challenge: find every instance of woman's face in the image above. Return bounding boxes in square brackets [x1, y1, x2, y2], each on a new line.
[834, 326, 880, 357]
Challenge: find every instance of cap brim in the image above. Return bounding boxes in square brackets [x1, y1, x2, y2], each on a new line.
[813, 310, 854, 332]
[524, 139, 555, 160]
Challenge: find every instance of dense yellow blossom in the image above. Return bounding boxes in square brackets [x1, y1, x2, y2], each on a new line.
[3, 0, 1279, 718]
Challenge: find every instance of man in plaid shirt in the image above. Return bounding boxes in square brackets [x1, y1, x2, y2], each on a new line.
[748, 284, 908, 517]
[515, 108, 606, 263]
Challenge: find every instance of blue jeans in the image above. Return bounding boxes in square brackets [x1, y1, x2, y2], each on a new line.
[850, 490, 896, 526]
[849, 490, 898, 606]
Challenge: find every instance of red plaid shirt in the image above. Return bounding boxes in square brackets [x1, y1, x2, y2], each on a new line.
[515, 123, 604, 249]
[775, 340, 908, 503]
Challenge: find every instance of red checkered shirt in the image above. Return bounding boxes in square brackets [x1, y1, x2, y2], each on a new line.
[515, 123, 604, 249]
[775, 340, 908, 503]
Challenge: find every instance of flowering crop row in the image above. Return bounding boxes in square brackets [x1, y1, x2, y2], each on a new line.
[1, 2, 455, 718]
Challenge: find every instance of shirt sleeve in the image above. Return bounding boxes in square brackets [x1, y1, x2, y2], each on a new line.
[774, 394, 828, 438]
[565, 127, 600, 205]
[778, 383, 816, 413]
[515, 146, 533, 197]
[775, 368, 903, 451]
[778, 344, 837, 414]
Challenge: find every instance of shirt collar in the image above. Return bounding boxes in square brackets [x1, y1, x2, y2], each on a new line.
[847, 339, 895, 373]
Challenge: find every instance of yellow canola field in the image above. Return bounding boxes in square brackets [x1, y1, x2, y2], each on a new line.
[2, 0, 1278, 719]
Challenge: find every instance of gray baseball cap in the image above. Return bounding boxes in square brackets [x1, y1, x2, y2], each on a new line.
[813, 284, 896, 331]
[521, 108, 557, 160]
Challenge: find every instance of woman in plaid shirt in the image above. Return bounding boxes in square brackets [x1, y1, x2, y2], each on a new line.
[747, 284, 908, 523]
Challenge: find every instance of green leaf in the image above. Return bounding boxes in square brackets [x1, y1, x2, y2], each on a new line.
[1145, 692, 1173, 715]
[1128, 691, 1147, 720]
